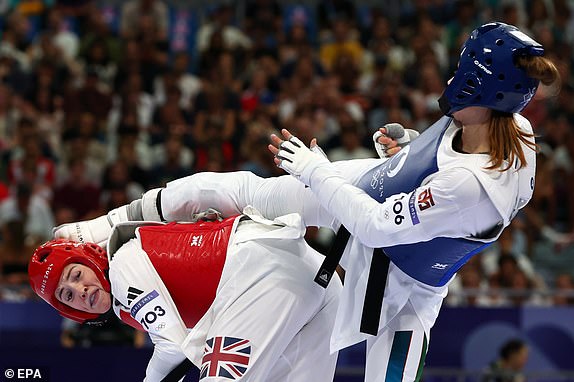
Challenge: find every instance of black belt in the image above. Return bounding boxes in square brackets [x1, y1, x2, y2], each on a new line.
[160, 359, 194, 382]
[315, 226, 390, 336]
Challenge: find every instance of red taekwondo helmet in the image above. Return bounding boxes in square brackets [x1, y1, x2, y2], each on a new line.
[28, 239, 111, 323]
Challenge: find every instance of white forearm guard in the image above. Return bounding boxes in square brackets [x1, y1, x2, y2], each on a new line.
[53, 205, 130, 248]
[141, 188, 165, 221]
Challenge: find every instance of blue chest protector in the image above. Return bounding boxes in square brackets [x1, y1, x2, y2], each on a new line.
[355, 116, 491, 287]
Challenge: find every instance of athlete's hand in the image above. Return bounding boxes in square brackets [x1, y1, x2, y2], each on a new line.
[53, 206, 129, 247]
[269, 129, 330, 186]
[373, 123, 420, 158]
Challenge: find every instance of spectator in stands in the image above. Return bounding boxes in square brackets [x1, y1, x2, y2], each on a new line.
[526, 0, 552, 34]
[113, 71, 154, 132]
[483, 339, 529, 382]
[0, 84, 18, 150]
[443, 0, 479, 70]
[316, 0, 357, 38]
[79, 38, 117, 91]
[196, 4, 252, 54]
[327, 123, 372, 162]
[193, 118, 235, 173]
[277, 54, 324, 124]
[133, 14, 170, 94]
[456, 266, 489, 307]
[0, 181, 54, 243]
[153, 51, 201, 112]
[57, 128, 105, 189]
[7, 126, 55, 201]
[54, 0, 95, 20]
[319, 14, 364, 71]
[331, 50, 360, 96]
[243, 0, 283, 50]
[150, 83, 192, 145]
[508, 269, 547, 306]
[482, 225, 546, 292]
[361, 14, 398, 72]
[79, 9, 121, 67]
[0, 219, 33, 285]
[113, 125, 151, 189]
[282, 104, 325, 152]
[52, 157, 101, 221]
[120, 0, 169, 41]
[321, 98, 364, 148]
[499, 3, 529, 33]
[150, 133, 192, 187]
[367, 76, 413, 133]
[193, 82, 239, 146]
[9, 0, 48, 16]
[553, 273, 574, 305]
[238, 114, 279, 178]
[42, 6, 79, 61]
[279, 49, 323, 91]
[490, 255, 521, 290]
[64, 70, 112, 131]
[24, 72, 65, 157]
[0, 11, 33, 71]
[240, 67, 275, 120]
[279, 22, 311, 64]
[101, 159, 144, 204]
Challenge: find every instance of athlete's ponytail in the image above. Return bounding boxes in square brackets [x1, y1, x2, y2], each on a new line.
[486, 111, 535, 171]
[516, 55, 560, 88]
[487, 56, 560, 171]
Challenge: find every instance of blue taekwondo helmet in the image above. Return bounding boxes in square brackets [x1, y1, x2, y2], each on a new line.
[438, 22, 545, 116]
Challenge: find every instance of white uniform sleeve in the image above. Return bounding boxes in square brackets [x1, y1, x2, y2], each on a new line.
[144, 334, 188, 382]
[159, 159, 502, 247]
[160, 171, 263, 220]
[160, 170, 339, 229]
[303, 162, 502, 248]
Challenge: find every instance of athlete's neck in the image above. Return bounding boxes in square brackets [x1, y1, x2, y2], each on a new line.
[459, 122, 490, 154]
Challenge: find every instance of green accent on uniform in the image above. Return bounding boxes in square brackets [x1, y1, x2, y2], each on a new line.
[414, 334, 428, 382]
[385, 331, 413, 382]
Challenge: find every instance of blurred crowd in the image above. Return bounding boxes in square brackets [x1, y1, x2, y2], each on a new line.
[0, 0, 573, 310]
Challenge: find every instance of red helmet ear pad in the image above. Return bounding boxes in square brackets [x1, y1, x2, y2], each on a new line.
[28, 240, 110, 323]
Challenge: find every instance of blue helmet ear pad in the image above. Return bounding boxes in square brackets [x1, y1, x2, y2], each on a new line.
[439, 22, 543, 116]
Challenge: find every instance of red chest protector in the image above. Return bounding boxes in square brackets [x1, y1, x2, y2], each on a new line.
[138, 216, 239, 328]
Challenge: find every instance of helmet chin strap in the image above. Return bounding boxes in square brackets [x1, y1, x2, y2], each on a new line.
[83, 305, 115, 326]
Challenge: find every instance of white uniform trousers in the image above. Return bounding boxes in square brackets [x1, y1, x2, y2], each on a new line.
[365, 301, 428, 382]
[198, 221, 342, 381]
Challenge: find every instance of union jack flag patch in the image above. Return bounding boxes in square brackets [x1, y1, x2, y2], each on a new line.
[200, 336, 251, 380]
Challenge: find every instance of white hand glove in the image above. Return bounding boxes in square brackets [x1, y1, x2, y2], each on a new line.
[190, 208, 224, 222]
[53, 206, 129, 248]
[276, 135, 330, 186]
[373, 125, 420, 158]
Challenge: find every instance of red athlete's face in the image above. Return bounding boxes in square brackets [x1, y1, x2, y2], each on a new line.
[55, 263, 111, 314]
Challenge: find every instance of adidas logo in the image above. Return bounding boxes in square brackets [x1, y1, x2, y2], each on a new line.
[315, 269, 332, 288]
[127, 286, 144, 305]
